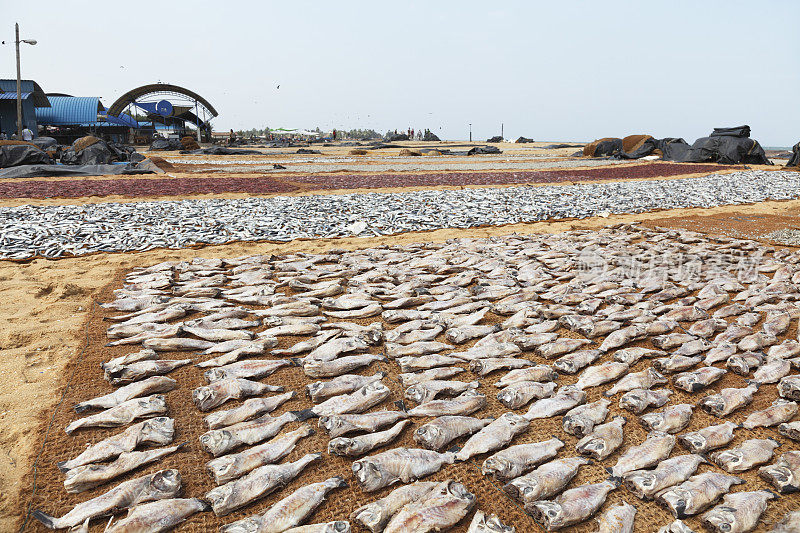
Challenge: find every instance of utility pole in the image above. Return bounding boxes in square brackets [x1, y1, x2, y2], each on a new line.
[501, 122, 504, 140]
[15, 23, 21, 139]
[469, 123, 472, 142]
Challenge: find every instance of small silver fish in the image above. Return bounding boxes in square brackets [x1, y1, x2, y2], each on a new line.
[481, 437, 564, 480]
[350, 481, 439, 533]
[595, 501, 636, 533]
[678, 421, 738, 454]
[328, 420, 410, 457]
[455, 412, 530, 461]
[399, 367, 465, 387]
[640, 404, 694, 433]
[308, 381, 391, 417]
[305, 353, 387, 377]
[743, 399, 798, 429]
[497, 380, 557, 409]
[623, 454, 706, 499]
[407, 390, 487, 417]
[204, 392, 295, 429]
[504, 457, 589, 505]
[65, 395, 168, 435]
[466, 510, 515, 533]
[319, 410, 408, 438]
[470, 357, 533, 376]
[74, 376, 176, 413]
[710, 438, 780, 473]
[700, 490, 776, 533]
[524, 386, 586, 420]
[619, 388, 673, 414]
[383, 480, 475, 533]
[657, 473, 745, 518]
[699, 383, 758, 417]
[562, 398, 611, 437]
[605, 368, 667, 396]
[529, 480, 617, 531]
[64, 444, 182, 493]
[103, 359, 191, 386]
[779, 420, 800, 441]
[494, 365, 557, 387]
[105, 498, 207, 533]
[192, 378, 282, 412]
[610, 431, 675, 478]
[204, 359, 293, 383]
[199, 411, 298, 456]
[307, 372, 385, 403]
[397, 354, 462, 373]
[672, 367, 727, 392]
[352, 448, 455, 492]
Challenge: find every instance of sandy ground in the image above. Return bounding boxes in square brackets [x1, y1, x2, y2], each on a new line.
[4, 196, 800, 531]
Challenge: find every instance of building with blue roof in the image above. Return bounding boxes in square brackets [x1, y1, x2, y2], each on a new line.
[0, 79, 50, 137]
[35, 95, 140, 143]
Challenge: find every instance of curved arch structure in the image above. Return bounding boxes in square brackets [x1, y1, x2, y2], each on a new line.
[107, 83, 218, 119]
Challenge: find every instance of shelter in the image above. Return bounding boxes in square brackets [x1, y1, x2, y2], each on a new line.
[106, 83, 218, 142]
[0, 79, 50, 137]
[35, 96, 138, 144]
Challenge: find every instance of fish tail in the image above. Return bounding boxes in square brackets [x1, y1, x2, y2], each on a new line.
[56, 460, 70, 473]
[394, 400, 408, 412]
[289, 357, 303, 367]
[73, 403, 91, 414]
[607, 475, 622, 487]
[31, 510, 56, 529]
[292, 408, 317, 421]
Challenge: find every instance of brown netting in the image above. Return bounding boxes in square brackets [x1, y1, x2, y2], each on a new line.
[0, 140, 35, 146]
[146, 156, 176, 172]
[19, 238, 800, 532]
[622, 135, 653, 154]
[72, 136, 102, 153]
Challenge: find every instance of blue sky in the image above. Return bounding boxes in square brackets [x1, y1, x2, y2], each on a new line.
[3, 0, 798, 144]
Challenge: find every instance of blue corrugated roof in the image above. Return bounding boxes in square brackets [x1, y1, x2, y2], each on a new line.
[0, 79, 50, 106]
[0, 92, 32, 100]
[36, 96, 101, 125]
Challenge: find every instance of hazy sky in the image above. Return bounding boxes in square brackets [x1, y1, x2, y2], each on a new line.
[3, 0, 799, 144]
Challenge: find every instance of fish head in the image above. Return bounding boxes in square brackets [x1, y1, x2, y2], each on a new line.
[413, 424, 445, 450]
[192, 387, 214, 409]
[563, 415, 592, 438]
[324, 522, 351, 533]
[713, 450, 742, 469]
[319, 416, 348, 435]
[501, 412, 530, 430]
[349, 504, 383, 532]
[306, 381, 324, 399]
[352, 459, 392, 492]
[206, 455, 236, 482]
[405, 385, 426, 404]
[761, 465, 795, 492]
[577, 437, 607, 459]
[702, 506, 737, 533]
[497, 389, 521, 409]
[659, 488, 691, 519]
[141, 417, 175, 445]
[204, 369, 226, 382]
[678, 433, 707, 453]
[530, 501, 566, 529]
[700, 395, 726, 416]
[503, 476, 540, 502]
[444, 480, 475, 502]
[205, 483, 235, 512]
[147, 469, 182, 499]
[481, 514, 515, 533]
[200, 430, 233, 456]
[328, 437, 365, 457]
[219, 516, 263, 533]
[361, 327, 384, 345]
[482, 456, 514, 479]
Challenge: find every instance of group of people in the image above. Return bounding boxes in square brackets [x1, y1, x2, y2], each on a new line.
[0, 127, 34, 141]
[393, 128, 433, 140]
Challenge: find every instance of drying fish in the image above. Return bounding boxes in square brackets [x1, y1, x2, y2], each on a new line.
[738, 332, 777, 352]
[324, 303, 382, 319]
[305, 337, 371, 362]
[105, 498, 207, 533]
[654, 355, 703, 373]
[562, 399, 610, 437]
[673, 339, 711, 358]
[619, 388, 672, 414]
[610, 431, 675, 478]
[688, 318, 728, 338]
[753, 357, 792, 384]
[711, 438, 780, 472]
[398, 366, 465, 387]
[200, 411, 298, 456]
[320, 410, 408, 438]
[653, 333, 696, 350]
[206, 453, 320, 516]
[413, 415, 493, 451]
[352, 448, 455, 492]
[470, 357, 533, 376]
[678, 421, 738, 454]
[524, 385, 586, 419]
[778, 375, 800, 401]
[389, 326, 445, 345]
[64, 444, 183, 494]
[406, 390, 487, 417]
[272, 330, 341, 356]
[769, 339, 800, 359]
[537, 338, 592, 359]
[142, 337, 215, 352]
[465, 511, 515, 533]
[578, 319, 623, 339]
[204, 359, 293, 383]
[504, 457, 589, 505]
[552, 349, 603, 375]
[74, 376, 176, 413]
[32, 469, 181, 531]
[613, 347, 666, 365]
[446, 324, 500, 344]
[259, 323, 321, 338]
[101, 348, 159, 370]
[383, 480, 475, 533]
[759, 450, 800, 493]
[770, 511, 800, 533]
[451, 340, 521, 361]
[303, 381, 391, 419]
[351, 481, 438, 532]
[65, 394, 167, 435]
[606, 368, 667, 396]
[598, 325, 646, 353]
[764, 311, 792, 337]
[673, 367, 726, 392]
[106, 324, 181, 346]
[575, 362, 629, 389]
[704, 343, 738, 365]
[481, 437, 564, 480]
[307, 372, 385, 402]
[382, 309, 433, 323]
[497, 380, 556, 409]
[713, 303, 748, 318]
[657, 473, 745, 518]
[305, 353, 387, 377]
[529, 480, 617, 531]
[699, 383, 758, 417]
[182, 325, 253, 342]
[104, 359, 191, 386]
[779, 420, 800, 441]
[726, 351, 764, 375]
[640, 404, 693, 433]
[595, 501, 636, 533]
[397, 354, 462, 373]
[455, 412, 530, 461]
[205, 392, 295, 429]
[207, 425, 315, 484]
[407, 379, 480, 404]
[623, 454, 705, 500]
[664, 305, 708, 322]
[58, 417, 174, 472]
[700, 490, 776, 533]
[199, 339, 279, 368]
[192, 378, 282, 412]
[743, 399, 798, 429]
[329, 420, 410, 457]
[495, 365, 557, 387]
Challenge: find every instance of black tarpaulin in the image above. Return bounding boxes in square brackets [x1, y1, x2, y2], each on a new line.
[0, 144, 52, 168]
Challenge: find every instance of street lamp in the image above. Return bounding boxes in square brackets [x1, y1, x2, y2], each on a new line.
[13, 24, 37, 139]
[469, 123, 472, 142]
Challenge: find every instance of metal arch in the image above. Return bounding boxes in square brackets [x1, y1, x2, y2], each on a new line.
[106, 83, 218, 118]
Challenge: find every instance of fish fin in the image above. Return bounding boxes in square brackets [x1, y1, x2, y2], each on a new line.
[763, 489, 779, 499]
[174, 442, 188, 452]
[289, 357, 304, 367]
[604, 467, 613, 475]
[292, 409, 317, 422]
[331, 476, 349, 488]
[31, 510, 56, 529]
[196, 498, 211, 512]
[745, 379, 760, 389]
[394, 400, 408, 412]
[447, 444, 462, 454]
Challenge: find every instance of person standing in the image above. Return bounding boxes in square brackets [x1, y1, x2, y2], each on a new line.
[332, 128, 337, 141]
[21, 126, 33, 141]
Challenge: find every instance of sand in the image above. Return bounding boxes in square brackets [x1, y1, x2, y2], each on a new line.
[4, 197, 800, 532]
